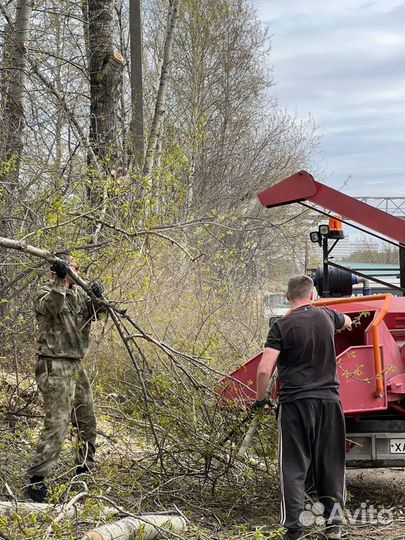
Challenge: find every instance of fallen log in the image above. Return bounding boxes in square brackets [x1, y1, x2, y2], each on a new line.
[0, 500, 120, 520]
[81, 514, 187, 540]
[0, 501, 77, 519]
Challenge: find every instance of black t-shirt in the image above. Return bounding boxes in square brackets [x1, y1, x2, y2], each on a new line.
[265, 305, 345, 403]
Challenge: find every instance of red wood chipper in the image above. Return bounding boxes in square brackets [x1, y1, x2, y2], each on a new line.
[218, 171, 405, 467]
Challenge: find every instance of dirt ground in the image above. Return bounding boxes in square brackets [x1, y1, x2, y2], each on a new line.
[342, 467, 405, 540]
[346, 467, 405, 495]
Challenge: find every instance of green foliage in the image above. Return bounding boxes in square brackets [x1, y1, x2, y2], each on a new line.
[0, 1, 321, 538]
[0, 155, 18, 180]
[343, 247, 398, 264]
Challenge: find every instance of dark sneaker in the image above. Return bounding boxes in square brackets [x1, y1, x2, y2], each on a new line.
[76, 464, 90, 475]
[282, 530, 305, 540]
[26, 476, 47, 503]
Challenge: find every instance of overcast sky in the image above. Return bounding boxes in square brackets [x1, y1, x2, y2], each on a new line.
[257, 0, 405, 198]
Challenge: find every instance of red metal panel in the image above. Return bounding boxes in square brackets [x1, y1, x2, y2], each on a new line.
[338, 346, 387, 413]
[216, 352, 261, 406]
[257, 170, 405, 243]
[257, 170, 316, 207]
[217, 352, 279, 406]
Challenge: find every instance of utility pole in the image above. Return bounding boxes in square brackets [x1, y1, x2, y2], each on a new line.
[129, 0, 144, 166]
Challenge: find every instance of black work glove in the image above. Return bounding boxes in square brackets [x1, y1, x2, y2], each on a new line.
[251, 399, 274, 412]
[90, 281, 104, 298]
[50, 260, 69, 279]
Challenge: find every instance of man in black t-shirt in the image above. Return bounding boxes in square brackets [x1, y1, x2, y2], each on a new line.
[253, 275, 351, 540]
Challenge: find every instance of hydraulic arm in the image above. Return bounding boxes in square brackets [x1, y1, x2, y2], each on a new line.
[257, 170, 405, 291]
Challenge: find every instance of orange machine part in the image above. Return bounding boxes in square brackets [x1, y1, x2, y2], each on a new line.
[329, 214, 343, 233]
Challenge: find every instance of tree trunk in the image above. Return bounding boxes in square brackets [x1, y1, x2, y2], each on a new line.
[0, 0, 32, 320]
[0, 0, 32, 198]
[53, 5, 63, 183]
[87, 0, 124, 172]
[129, 0, 144, 168]
[85, 0, 124, 242]
[143, 0, 181, 178]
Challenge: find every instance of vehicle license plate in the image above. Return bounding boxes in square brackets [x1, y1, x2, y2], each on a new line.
[389, 438, 405, 454]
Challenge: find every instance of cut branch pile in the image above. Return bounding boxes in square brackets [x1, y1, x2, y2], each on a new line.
[0, 234, 271, 467]
[0, 234, 281, 540]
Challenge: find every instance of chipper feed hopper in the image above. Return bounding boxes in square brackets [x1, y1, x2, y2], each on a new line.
[218, 171, 405, 467]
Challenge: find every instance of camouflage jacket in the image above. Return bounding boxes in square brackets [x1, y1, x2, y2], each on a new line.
[34, 279, 104, 360]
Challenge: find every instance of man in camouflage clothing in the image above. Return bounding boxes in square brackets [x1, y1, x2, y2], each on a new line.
[27, 252, 105, 502]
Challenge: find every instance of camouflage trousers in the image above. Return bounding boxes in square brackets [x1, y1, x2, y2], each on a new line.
[28, 356, 97, 478]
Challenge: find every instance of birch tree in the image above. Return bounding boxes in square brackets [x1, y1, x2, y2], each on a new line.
[87, 0, 125, 173]
[143, 0, 181, 178]
[0, 0, 32, 202]
[138, 0, 317, 224]
[0, 0, 32, 321]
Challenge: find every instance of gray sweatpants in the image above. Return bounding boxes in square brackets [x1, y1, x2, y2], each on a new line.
[278, 398, 346, 535]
